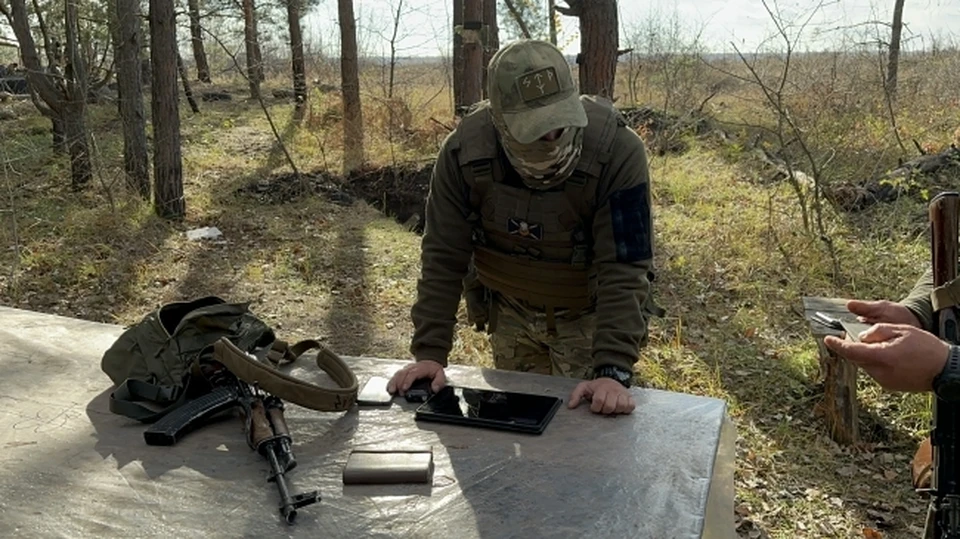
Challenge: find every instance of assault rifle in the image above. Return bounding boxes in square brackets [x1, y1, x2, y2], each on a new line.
[926, 191, 960, 539]
[142, 353, 321, 524]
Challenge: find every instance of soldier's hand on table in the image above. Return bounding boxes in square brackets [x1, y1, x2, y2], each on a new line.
[823, 323, 948, 392]
[387, 360, 447, 395]
[846, 299, 921, 328]
[568, 378, 636, 415]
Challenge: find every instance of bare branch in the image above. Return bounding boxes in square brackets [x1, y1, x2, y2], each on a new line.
[502, 0, 532, 39]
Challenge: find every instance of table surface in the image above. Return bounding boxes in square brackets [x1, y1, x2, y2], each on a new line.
[0, 306, 734, 538]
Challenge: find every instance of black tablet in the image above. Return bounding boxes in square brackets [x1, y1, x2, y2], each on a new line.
[414, 385, 562, 435]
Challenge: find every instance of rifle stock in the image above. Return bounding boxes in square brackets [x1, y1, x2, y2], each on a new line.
[928, 191, 960, 539]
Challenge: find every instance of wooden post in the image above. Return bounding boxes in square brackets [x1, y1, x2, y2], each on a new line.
[481, 0, 498, 99]
[803, 296, 859, 445]
[453, 0, 463, 114]
[460, 0, 483, 112]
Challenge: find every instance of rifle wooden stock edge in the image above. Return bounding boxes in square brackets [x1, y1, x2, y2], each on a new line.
[928, 191, 960, 539]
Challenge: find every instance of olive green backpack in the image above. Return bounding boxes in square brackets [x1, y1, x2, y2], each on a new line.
[101, 296, 283, 422]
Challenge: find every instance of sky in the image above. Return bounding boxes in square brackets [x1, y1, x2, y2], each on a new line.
[0, 0, 956, 60]
[303, 0, 960, 58]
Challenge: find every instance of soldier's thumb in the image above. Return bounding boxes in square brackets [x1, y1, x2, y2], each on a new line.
[858, 323, 902, 344]
[568, 382, 590, 408]
[431, 369, 447, 393]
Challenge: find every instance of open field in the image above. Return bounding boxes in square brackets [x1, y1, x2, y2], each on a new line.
[2, 47, 960, 537]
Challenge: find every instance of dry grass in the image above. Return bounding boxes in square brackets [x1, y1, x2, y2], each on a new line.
[2, 50, 960, 538]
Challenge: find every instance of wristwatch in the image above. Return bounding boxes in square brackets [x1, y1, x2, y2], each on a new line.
[933, 345, 960, 402]
[593, 365, 633, 388]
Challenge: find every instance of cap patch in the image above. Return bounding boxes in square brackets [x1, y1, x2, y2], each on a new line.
[517, 67, 560, 102]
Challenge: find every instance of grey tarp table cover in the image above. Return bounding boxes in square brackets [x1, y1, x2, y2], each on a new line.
[0, 306, 736, 538]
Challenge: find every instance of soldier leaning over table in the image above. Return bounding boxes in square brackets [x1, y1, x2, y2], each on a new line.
[386, 39, 664, 416]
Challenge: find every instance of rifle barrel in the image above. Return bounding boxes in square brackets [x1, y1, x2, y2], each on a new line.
[265, 442, 320, 524]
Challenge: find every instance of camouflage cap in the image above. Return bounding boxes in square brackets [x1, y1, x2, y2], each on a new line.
[488, 39, 587, 144]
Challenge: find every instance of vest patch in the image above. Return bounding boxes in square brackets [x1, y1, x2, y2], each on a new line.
[609, 182, 652, 262]
[508, 218, 543, 240]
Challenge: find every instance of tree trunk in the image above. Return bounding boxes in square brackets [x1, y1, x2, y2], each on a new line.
[338, 0, 364, 174]
[116, 0, 150, 199]
[62, 102, 92, 189]
[250, 0, 264, 82]
[481, 0, 498, 99]
[286, 0, 307, 107]
[63, 0, 92, 189]
[177, 54, 200, 114]
[461, 0, 483, 109]
[149, 0, 185, 219]
[107, 0, 122, 116]
[886, 0, 905, 101]
[387, 0, 403, 99]
[453, 0, 463, 114]
[559, 0, 618, 98]
[30, 0, 58, 68]
[579, 0, 618, 98]
[242, 0, 260, 99]
[547, 0, 557, 45]
[188, 0, 211, 83]
[51, 115, 66, 152]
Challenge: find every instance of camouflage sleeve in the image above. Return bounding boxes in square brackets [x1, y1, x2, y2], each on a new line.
[589, 125, 655, 372]
[899, 267, 935, 332]
[408, 132, 475, 366]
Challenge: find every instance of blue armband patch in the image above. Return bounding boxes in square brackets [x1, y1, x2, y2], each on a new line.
[609, 183, 652, 262]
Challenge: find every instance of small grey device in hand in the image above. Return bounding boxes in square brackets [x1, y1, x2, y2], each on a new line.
[404, 378, 433, 403]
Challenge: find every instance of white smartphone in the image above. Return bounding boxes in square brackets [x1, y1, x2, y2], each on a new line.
[357, 376, 393, 406]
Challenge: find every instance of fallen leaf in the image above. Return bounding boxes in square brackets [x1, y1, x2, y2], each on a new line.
[883, 469, 898, 480]
[863, 527, 883, 539]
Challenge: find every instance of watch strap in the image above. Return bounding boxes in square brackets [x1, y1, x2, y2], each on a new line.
[593, 365, 633, 388]
[934, 345, 960, 399]
[933, 344, 960, 380]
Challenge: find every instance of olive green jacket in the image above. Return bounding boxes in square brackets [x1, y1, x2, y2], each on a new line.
[901, 268, 936, 332]
[408, 107, 655, 373]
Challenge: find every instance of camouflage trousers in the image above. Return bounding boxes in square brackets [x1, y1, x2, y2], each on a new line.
[488, 294, 596, 380]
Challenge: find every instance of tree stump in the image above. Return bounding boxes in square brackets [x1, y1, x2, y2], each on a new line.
[803, 296, 859, 445]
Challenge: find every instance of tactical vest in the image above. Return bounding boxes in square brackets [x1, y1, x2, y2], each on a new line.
[455, 96, 625, 328]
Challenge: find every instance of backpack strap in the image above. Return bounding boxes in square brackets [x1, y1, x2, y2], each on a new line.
[108, 376, 196, 423]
